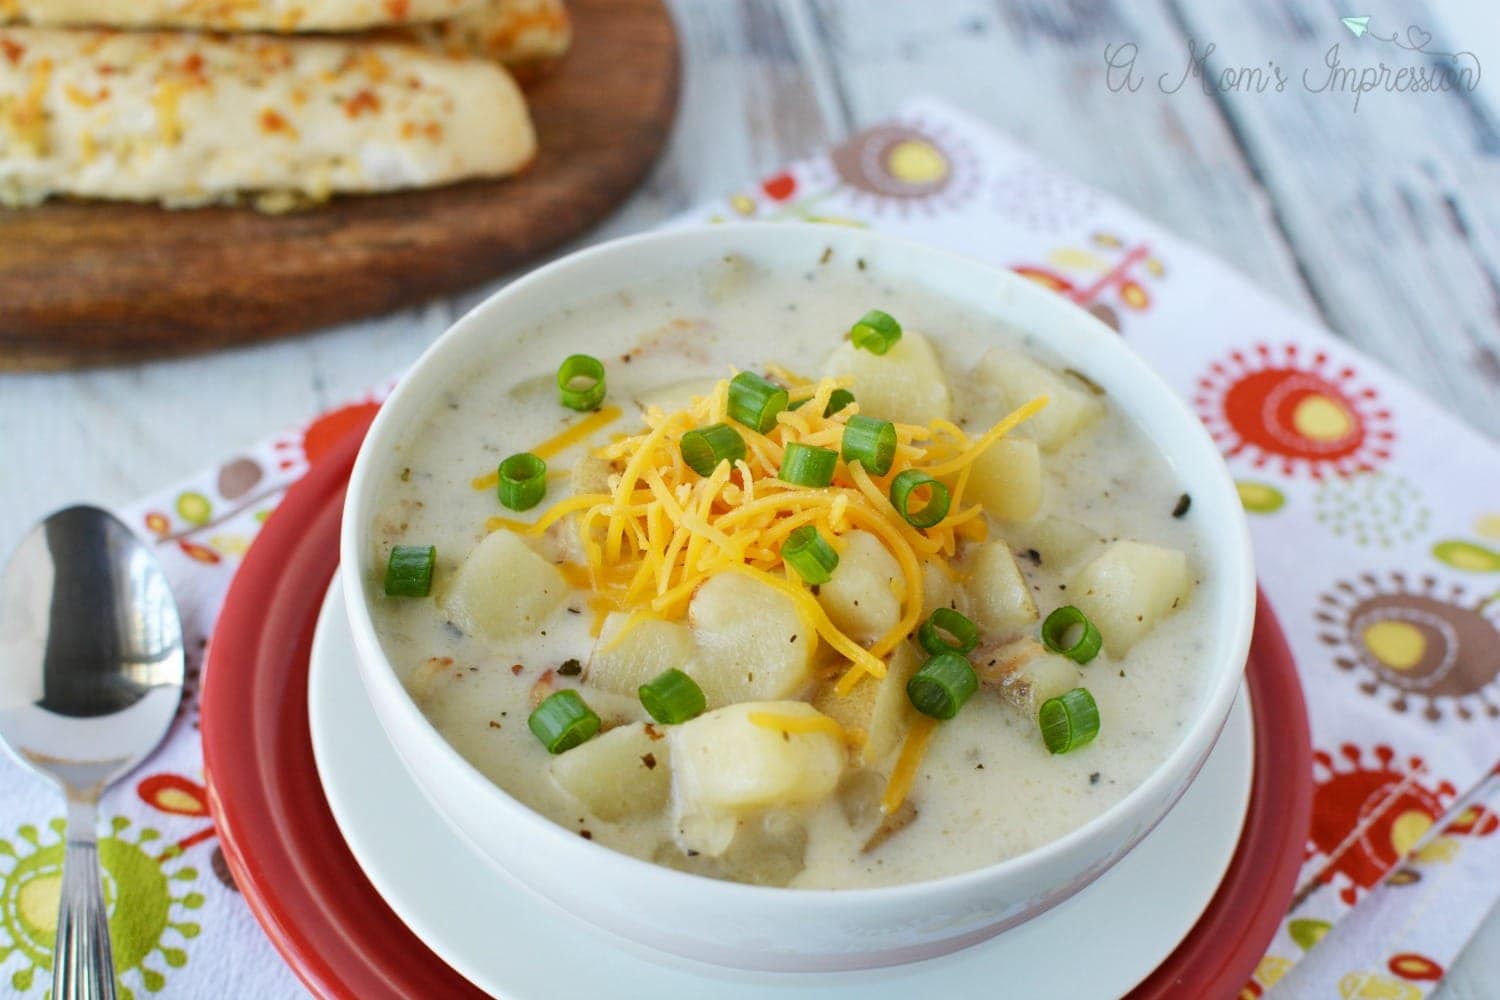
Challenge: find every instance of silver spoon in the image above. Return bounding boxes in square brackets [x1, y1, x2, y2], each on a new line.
[0, 506, 185, 1000]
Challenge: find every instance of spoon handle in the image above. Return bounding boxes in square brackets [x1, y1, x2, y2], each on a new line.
[53, 800, 118, 1000]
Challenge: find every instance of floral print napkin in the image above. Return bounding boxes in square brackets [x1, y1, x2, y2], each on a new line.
[2, 98, 1498, 999]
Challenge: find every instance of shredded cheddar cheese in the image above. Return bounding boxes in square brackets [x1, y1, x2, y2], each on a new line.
[533, 404, 623, 459]
[747, 710, 847, 741]
[881, 715, 938, 814]
[923, 396, 1048, 477]
[486, 371, 1045, 710]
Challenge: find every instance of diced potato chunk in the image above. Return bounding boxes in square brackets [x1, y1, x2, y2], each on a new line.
[836, 768, 886, 828]
[689, 573, 815, 707]
[1070, 540, 1190, 655]
[550, 723, 671, 821]
[655, 809, 809, 885]
[965, 542, 1038, 638]
[557, 456, 615, 561]
[672, 702, 845, 820]
[438, 530, 567, 640]
[675, 812, 740, 858]
[588, 614, 696, 698]
[999, 516, 1104, 573]
[569, 453, 614, 495]
[976, 638, 1081, 716]
[815, 642, 923, 764]
[816, 531, 903, 644]
[822, 329, 951, 424]
[972, 348, 1104, 451]
[968, 437, 1043, 522]
[921, 559, 964, 619]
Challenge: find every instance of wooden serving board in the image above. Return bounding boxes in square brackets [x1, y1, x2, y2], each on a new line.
[0, 0, 679, 370]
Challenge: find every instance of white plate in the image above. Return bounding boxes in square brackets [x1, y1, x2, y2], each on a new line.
[309, 579, 1252, 999]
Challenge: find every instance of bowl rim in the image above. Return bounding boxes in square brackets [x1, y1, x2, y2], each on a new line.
[339, 221, 1257, 905]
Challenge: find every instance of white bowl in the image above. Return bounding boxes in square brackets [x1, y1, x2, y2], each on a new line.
[339, 223, 1256, 973]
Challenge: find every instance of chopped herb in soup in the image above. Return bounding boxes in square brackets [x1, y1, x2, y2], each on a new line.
[368, 255, 1210, 889]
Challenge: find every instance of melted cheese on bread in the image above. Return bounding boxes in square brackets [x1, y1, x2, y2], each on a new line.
[397, 0, 570, 81]
[0, 27, 536, 208]
[0, 0, 487, 32]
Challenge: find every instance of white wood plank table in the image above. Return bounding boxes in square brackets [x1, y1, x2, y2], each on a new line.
[1, 0, 1496, 994]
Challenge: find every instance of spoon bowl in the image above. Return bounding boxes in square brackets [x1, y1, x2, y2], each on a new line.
[0, 505, 185, 1000]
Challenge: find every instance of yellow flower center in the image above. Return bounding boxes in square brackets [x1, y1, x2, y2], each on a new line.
[1361, 620, 1425, 671]
[885, 139, 948, 185]
[1291, 393, 1354, 441]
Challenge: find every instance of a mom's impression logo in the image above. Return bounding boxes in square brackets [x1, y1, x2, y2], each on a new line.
[1103, 15, 1480, 113]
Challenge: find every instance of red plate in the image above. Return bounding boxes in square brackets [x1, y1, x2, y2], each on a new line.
[202, 419, 1312, 1000]
[203, 415, 485, 999]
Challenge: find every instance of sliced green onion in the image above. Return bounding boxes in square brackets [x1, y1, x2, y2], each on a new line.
[728, 372, 788, 433]
[918, 608, 979, 656]
[779, 442, 838, 488]
[498, 452, 547, 511]
[841, 415, 897, 476]
[781, 525, 839, 585]
[889, 469, 951, 528]
[849, 310, 902, 355]
[1039, 687, 1100, 754]
[638, 668, 706, 725]
[528, 689, 601, 753]
[906, 652, 979, 720]
[384, 545, 435, 597]
[1041, 606, 1103, 664]
[680, 423, 747, 477]
[556, 354, 606, 411]
[825, 388, 856, 416]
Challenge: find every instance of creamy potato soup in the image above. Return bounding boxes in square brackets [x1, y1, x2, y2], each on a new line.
[367, 250, 1213, 890]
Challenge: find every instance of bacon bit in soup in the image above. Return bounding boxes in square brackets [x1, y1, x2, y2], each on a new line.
[641, 753, 657, 770]
[557, 658, 583, 677]
[510, 664, 525, 676]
